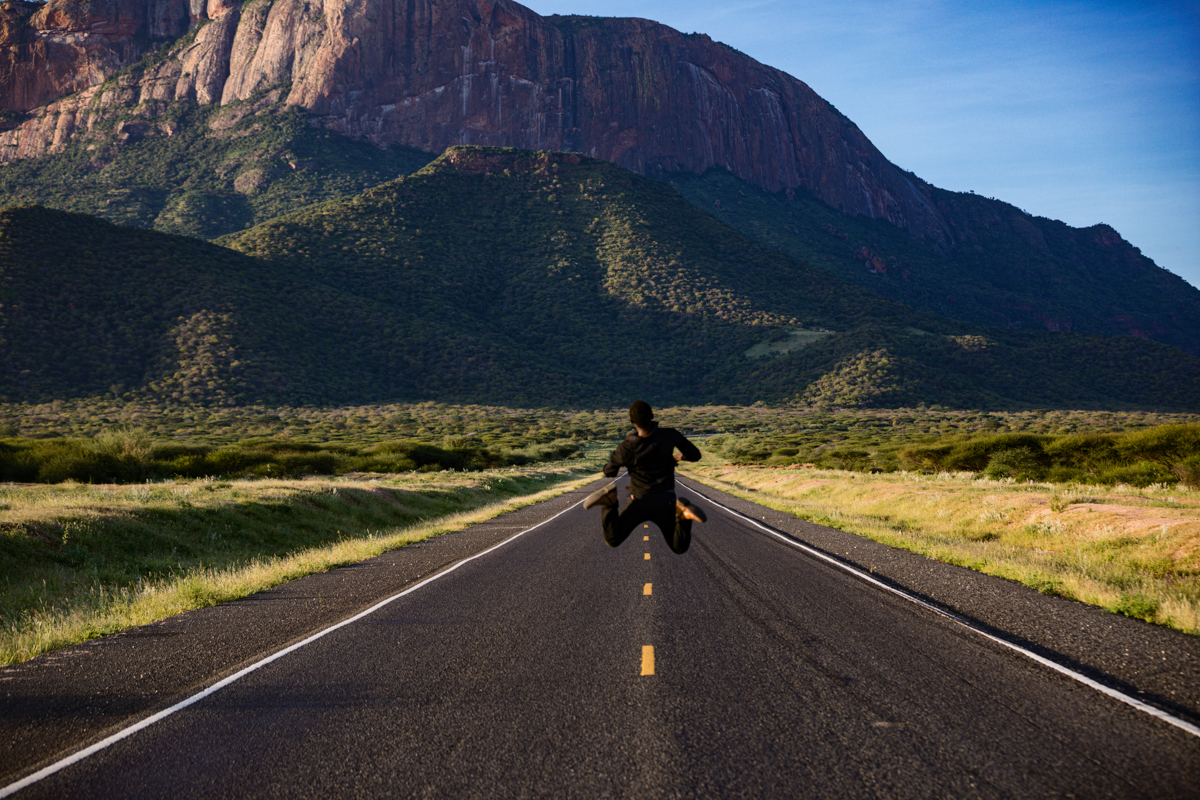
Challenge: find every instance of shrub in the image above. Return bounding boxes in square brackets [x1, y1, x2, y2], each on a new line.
[1172, 455, 1200, 489]
[90, 426, 153, 462]
[1115, 424, 1200, 470]
[401, 443, 464, 470]
[825, 447, 872, 471]
[152, 442, 213, 460]
[0, 443, 39, 482]
[946, 433, 1047, 472]
[984, 447, 1047, 481]
[1113, 593, 1160, 622]
[168, 454, 211, 478]
[897, 442, 955, 471]
[1044, 433, 1117, 474]
[1096, 461, 1170, 488]
[275, 452, 343, 476]
[351, 455, 419, 473]
[37, 446, 125, 483]
[206, 447, 261, 475]
[1045, 465, 1089, 484]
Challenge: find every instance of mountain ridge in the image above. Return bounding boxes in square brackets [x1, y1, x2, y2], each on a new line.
[1, 0, 1197, 353]
[4, 146, 1200, 411]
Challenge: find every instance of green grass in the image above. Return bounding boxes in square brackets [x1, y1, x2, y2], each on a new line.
[0, 465, 601, 664]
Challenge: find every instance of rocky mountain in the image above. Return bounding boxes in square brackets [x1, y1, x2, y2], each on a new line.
[2, 0, 1198, 354]
[1, 0, 940, 239]
[4, 147, 1200, 410]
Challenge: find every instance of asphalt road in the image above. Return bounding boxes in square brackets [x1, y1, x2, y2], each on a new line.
[4, 478, 1198, 798]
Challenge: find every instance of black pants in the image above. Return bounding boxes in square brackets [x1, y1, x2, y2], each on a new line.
[601, 491, 692, 554]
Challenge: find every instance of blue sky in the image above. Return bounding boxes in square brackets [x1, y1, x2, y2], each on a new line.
[521, 0, 1200, 289]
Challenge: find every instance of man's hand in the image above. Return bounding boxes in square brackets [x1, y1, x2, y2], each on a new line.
[674, 453, 683, 461]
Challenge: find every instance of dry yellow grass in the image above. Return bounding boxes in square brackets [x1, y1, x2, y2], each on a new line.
[685, 464, 1200, 635]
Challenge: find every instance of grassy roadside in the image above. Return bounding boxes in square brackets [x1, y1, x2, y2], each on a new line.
[683, 463, 1200, 636]
[0, 465, 601, 664]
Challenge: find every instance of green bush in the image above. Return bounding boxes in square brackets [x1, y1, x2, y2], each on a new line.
[0, 443, 39, 482]
[984, 447, 1047, 481]
[893, 423, 1200, 486]
[1096, 461, 1169, 487]
[1113, 593, 1161, 622]
[1045, 465, 1089, 484]
[275, 452, 344, 476]
[90, 426, 153, 463]
[168, 454, 212, 478]
[825, 447, 872, 471]
[153, 442, 213, 460]
[1043, 433, 1117, 474]
[898, 442, 955, 471]
[351, 455, 419, 473]
[37, 446, 123, 483]
[1116, 424, 1200, 470]
[206, 447, 262, 475]
[945, 433, 1047, 472]
[1172, 455, 1200, 489]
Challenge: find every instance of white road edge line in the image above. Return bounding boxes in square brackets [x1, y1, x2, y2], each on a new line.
[679, 479, 1200, 741]
[0, 494, 588, 799]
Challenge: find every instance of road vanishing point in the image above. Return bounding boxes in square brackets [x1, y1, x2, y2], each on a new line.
[2, 477, 1198, 798]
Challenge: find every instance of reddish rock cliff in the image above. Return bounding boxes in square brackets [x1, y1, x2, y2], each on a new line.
[0, 0, 949, 241]
[0, 0, 188, 112]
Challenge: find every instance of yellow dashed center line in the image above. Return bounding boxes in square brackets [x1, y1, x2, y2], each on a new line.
[641, 645, 655, 676]
[644, 553, 650, 560]
[643, 535, 649, 541]
[644, 583, 652, 595]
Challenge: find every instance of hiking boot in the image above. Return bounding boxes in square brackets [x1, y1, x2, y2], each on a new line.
[583, 486, 618, 510]
[676, 497, 706, 523]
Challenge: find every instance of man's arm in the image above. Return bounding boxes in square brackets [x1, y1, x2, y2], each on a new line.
[603, 441, 628, 478]
[675, 431, 702, 463]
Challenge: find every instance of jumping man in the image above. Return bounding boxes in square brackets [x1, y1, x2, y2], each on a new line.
[583, 400, 706, 554]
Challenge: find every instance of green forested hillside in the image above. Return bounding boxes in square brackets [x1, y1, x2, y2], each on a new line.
[4, 147, 1200, 409]
[218, 146, 933, 405]
[0, 104, 433, 239]
[668, 169, 1200, 356]
[0, 203, 415, 405]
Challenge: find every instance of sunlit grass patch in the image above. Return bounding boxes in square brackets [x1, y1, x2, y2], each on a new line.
[684, 461, 1200, 635]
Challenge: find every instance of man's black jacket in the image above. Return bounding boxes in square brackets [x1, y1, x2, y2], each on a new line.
[602, 422, 701, 497]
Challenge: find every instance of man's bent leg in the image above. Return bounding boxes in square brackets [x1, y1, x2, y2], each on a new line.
[602, 497, 653, 548]
[649, 495, 691, 555]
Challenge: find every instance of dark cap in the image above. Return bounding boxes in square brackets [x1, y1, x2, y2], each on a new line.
[629, 400, 654, 427]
